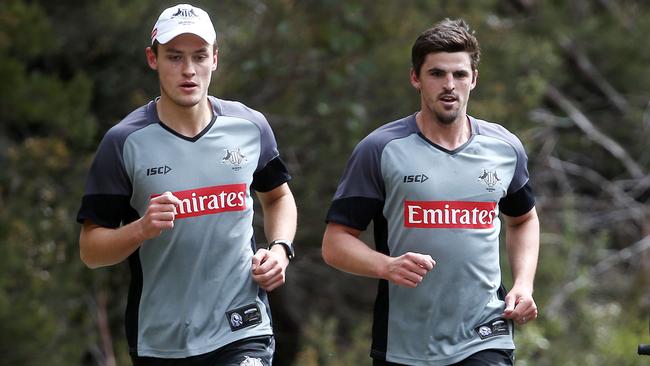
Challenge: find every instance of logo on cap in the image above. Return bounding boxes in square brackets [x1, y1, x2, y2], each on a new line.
[172, 8, 198, 18]
[151, 4, 216, 45]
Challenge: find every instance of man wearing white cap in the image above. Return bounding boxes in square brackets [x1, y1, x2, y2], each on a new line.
[77, 4, 297, 365]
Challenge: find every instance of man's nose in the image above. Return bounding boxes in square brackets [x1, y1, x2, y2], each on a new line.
[182, 59, 196, 76]
[443, 74, 455, 90]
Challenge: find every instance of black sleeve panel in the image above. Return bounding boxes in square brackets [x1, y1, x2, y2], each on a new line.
[76, 194, 140, 228]
[325, 196, 384, 231]
[498, 182, 535, 217]
[251, 156, 292, 192]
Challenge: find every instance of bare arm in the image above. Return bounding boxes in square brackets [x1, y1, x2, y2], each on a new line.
[256, 183, 297, 244]
[79, 192, 181, 269]
[251, 183, 297, 291]
[322, 223, 435, 288]
[502, 206, 540, 324]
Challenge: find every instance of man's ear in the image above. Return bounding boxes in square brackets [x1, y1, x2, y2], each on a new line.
[211, 49, 218, 71]
[470, 69, 478, 91]
[409, 68, 421, 91]
[145, 47, 158, 70]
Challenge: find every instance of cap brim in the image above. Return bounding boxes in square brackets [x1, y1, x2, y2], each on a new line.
[154, 27, 215, 45]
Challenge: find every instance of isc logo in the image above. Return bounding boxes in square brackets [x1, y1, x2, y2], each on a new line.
[403, 174, 429, 183]
[146, 165, 172, 176]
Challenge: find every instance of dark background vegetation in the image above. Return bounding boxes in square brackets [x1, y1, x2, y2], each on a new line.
[2, 0, 650, 365]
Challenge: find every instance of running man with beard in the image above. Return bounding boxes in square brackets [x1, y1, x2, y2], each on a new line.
[322, 18, 539, 366]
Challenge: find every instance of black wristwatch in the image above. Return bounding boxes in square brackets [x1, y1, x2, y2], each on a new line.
[268, 239, 295, 261]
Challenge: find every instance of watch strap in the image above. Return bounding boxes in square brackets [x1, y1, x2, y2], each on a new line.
[268, 239, 295, 261]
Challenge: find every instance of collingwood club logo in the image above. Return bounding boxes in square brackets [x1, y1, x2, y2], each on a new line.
[230, 312, 243, 328]
[478, 326, 492, 337]
[172, 8, 198, 18]
[222, 148, 247, 170]
[478, 169, 500, 192]
[475, 318, 509, 339]
[239, 356, 264, 366]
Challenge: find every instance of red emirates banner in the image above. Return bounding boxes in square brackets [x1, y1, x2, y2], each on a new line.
[153, 184, 247, 219]
[404, 200, 497, 228]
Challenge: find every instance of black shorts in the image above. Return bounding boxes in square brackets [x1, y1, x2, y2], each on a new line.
[131, 335, 275, 366]
[373, 348, 514, 366]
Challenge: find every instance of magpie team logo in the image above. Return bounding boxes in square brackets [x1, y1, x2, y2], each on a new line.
[230, 312, 243, 328]
[239, 356, 264, 366]
[226, 304, 263, 331]
[222, 148, 247, 170]
[475, 318, 509, 340]
[478, 326, 492, 337]
[172, 7, 198, 18]
[478, 169, 500, 192]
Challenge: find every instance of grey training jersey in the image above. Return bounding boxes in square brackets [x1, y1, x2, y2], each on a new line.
[77, 96, 291, 358]
[326, 114, 535, 365]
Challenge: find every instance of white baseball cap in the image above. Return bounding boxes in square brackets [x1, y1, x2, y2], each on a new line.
[151, 4, 216, 45]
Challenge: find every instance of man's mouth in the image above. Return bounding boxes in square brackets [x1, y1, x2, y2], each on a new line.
[180, 81, 198, 88]
[439, 94, 457, 102]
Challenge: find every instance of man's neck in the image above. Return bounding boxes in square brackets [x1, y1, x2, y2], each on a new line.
[416, 111, 471, 151]
[156, 97, 213, 138]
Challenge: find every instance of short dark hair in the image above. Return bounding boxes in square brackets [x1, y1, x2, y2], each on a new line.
[411, 18, 480, 76]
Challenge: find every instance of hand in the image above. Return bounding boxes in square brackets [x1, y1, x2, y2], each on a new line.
[383, 252, 436, 288]
[251, 248, 289, 291]
[502, 286, 538, 325]
[137, 192, 181, 241]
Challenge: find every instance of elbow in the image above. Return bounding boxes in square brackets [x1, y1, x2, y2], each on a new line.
[79, 227, 97, 269]
[79, 240, 104, 269]
[321, 245, 331, 266]
[322, 223, 355, 268]
[79, 248, 101, 269]
[321, 237, 338, 267]
[79, 225, 109, 269]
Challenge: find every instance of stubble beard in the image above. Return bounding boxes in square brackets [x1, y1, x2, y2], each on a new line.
[434, 108, 459, 125]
